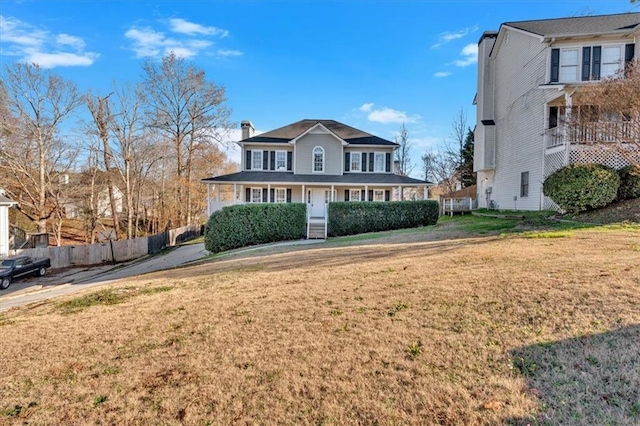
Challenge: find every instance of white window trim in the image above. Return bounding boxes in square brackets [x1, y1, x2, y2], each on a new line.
[312, 146, 324, 173]
[374, 152, 385, 173]
[275, 150, 287, 171]
[252, 151, 263, 170]
[250, 187, 263, 203]
[554, 43, 625, 83]
[373, 189, 385, 202]
[275, 188, 286, 203]
[350, 152, 362, 172]
[349, 189, 361, 201]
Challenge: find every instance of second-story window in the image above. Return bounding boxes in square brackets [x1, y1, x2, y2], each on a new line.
[350, 152, 361, 172]
[276, 150, 287, 170]
[374, 153, 385, 172]
[313, 146, 324, 172]
[252, 151, 263, 170]
[551, 44, 628, 83]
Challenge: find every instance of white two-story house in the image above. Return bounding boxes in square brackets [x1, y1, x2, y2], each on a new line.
[475, 12, 640, 210]
[202, 119, 431, 230]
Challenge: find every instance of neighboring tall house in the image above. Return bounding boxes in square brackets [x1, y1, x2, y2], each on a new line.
[202, 119, 431, 236]
[475, 12, 640, 210]
[0, 190, 17, 257]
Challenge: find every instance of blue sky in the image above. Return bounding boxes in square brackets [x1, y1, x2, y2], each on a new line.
[1, 0, 638, 170]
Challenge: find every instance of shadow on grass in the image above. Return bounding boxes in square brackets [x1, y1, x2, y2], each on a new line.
[507, 324, 640, 425]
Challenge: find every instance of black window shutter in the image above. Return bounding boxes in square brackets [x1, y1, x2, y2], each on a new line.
[270, 151, 275, 170]
[625, 44, 635, 65]
[385, 190, 390, 201]
[262, 151, 268, 170]
[592, 46, 601, 80]
[286, 189, 291, 203]
[287, 151, 292, 171]
[362, 153, 367, 172]
[246, 188, 250, 202]
[344, 152, 350, 172]
[344, 190, 349, 201]
[550, 48, 560, 82]
[369, 153, 374, 172]
[262, 189, 267, 203]
[582, 47, 591, 81]
[270, 188, 275, 202]
[246, 150, 252, 170]
[361, 189, 365, 200]
[368, 190, 373, 201]
[385, 153, 391, 172]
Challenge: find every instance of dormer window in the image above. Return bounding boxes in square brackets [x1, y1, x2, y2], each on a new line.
[313, 146, 324, 173]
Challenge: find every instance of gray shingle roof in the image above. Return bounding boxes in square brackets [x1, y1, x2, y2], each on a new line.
[504, 12, 640, 37]
[0, 194, 17, 206]
[202, 171, 431, 185]
[242, 119, 398, 146]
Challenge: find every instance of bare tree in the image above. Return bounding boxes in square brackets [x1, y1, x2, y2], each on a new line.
[450, 107, 467, 156]
[142, 53, 232, 227]
[421, 140, 460, 194]
[0, 63, 80, 234]
[568, 60, 640, 166]
[394, 123, 413, 176]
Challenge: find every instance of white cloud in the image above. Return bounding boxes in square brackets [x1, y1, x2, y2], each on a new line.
[453, 43, 478, 67]
[434, 71, 452, 78]
[217, 48, 243, 57]
[359, 102, 374, 112]
[431, 26, 478, 49]
[359, 103, 421, 124]
[125, 18, 237, 60]
[169, 18, 229, 38]
[0, 15, 98, 68]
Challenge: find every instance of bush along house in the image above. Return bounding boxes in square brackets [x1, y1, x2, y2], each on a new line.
[202, 119, 432, 238]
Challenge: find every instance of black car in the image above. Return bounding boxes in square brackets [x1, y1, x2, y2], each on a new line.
[0, 256, 51, 290]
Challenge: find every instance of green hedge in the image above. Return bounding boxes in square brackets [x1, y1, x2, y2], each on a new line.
[205, 203, 306, 253]
[543, 163, 620, 213]
[617, 165, 640, 200]
[328, 200, 439, 237]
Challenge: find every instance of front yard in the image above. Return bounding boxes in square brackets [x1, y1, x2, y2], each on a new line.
[1, 216, 639, 424]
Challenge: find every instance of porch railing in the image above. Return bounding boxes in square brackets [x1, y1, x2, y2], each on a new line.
[545, 121, 635, 149]
[441, 197, 477, 216]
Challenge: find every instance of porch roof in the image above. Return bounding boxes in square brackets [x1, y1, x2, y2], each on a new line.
[202, 171, 433, 186]
[0, 194, 17, 207]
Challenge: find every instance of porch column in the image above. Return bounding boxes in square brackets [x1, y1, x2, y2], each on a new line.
[331, 185, 335, 201]
[207, 183, 212, 217]
[365, 185, 368, 201]
[302, 185, 306, 203]
[233, 184, 237, 204]
[215, 184, 220, 202]
[423, 185, 428, 200]
[268, 184, 271, 203]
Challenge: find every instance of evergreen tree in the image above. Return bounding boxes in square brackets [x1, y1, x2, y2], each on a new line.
[457, 128, 476, 188]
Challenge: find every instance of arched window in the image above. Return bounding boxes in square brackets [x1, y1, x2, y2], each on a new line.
[313, 146, 324, 173]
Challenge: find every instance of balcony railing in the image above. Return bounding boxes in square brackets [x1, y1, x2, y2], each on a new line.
[545, 121, 635, 149]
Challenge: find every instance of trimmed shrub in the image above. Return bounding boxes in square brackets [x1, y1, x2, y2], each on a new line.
[328, 200, 439, 237]
[543, 164, 620, 213]
[205, 203, 306, 253]
[617, 165, 640, 200]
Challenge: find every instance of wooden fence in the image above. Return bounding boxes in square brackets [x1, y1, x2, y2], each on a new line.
[9, 224, 202, 269]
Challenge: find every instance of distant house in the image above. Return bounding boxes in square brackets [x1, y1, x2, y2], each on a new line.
[475, 12, 640, 210]
[0, 190, 18, 257]
[202, 119, 432, 237]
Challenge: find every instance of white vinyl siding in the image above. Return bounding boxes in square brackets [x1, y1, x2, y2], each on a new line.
[294, 134, 342, 175]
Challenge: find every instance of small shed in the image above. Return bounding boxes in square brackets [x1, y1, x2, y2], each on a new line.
[0, 191, 18, 257]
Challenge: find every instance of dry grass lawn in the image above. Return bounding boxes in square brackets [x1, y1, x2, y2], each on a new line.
[1, 218, 639, 425]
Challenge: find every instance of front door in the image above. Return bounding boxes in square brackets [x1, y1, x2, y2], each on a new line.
[309, 188, 326, 217]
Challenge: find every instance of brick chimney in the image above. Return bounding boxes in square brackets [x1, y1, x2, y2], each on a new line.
[241, 120, 255, 140]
